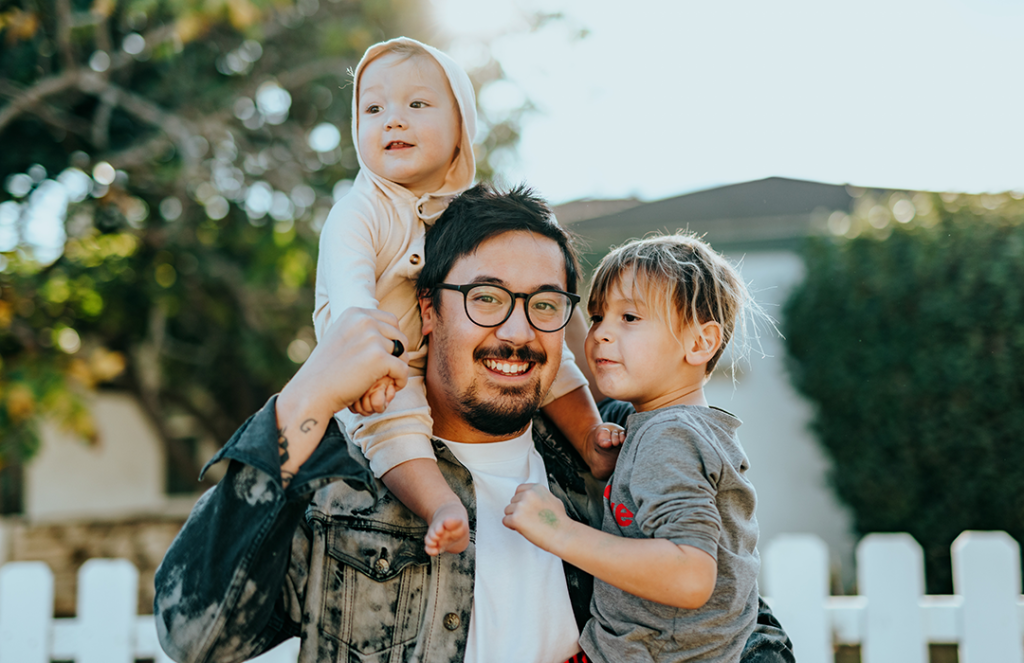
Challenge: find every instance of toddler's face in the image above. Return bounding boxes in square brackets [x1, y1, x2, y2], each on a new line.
[357, 52, 461, 196]
[585, 271, 700, 412]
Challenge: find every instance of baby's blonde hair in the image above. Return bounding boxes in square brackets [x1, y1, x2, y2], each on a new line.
[588, 232, 762, 376]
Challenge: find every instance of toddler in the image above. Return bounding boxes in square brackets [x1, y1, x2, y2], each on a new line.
[314, 37, 621, 556]
[504, 233, 763, 662]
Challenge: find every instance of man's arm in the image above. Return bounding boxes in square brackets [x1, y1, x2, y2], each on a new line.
[503, 483, 717, 609]
[276, 307, 410, 485]
[155, 415, 315, 663]
[155, 308, 409, 662]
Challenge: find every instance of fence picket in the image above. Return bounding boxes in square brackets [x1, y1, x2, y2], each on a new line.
[858, 533, 928, 663]
[77, 559, 138, 663]
[251, 637, 302, 663]
[953, 531, 1024, 663]
[0, 562, 53, 663]
[764, 534, 830, 663]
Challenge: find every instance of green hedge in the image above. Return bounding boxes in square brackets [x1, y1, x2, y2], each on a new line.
[783, 192, 1024, 593]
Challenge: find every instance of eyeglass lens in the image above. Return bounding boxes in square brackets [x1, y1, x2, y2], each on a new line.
[464, 285, 573, 331]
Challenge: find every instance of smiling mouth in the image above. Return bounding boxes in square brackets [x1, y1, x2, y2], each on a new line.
[386, 141, 413, 150]
[482, 359, 533, 376]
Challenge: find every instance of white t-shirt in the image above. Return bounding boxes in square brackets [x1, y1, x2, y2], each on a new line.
[441, 426, 581, 663]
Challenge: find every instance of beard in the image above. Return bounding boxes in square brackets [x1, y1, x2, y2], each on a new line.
[457, 379, 544, 437]
[437, 339, 550, 437]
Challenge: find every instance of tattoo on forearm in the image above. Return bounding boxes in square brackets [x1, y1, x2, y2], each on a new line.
[277, 426, 292, 487]
[278, 419, 317, 489]
[277, 426, 290, 464]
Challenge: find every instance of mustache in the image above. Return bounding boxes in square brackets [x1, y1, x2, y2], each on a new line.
[473, 344, 547, 364]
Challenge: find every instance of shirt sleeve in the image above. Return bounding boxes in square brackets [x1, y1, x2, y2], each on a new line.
[628, 421, 725, 559]
[541, 338, 589, 406]
[154, 396, 375, 663]
[313, 196, 382, 341]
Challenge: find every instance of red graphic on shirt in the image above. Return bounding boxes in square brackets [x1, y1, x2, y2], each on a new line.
[604, 484, 635, 527]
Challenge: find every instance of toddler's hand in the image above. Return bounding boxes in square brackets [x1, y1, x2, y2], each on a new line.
[349, 376, 397, 416]
[593, 422, 625, 449]
[502, 483, 571, 553]
[586, 423, 625, 479]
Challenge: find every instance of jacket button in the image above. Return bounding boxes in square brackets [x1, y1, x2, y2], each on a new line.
[374, 557, 390, 574]
[410, 254, 420, 265]
[443, 612, 460, 630]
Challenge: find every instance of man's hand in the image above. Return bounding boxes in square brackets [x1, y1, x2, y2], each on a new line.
[502, 483, 575, 554]
[274, 308, 409, 486]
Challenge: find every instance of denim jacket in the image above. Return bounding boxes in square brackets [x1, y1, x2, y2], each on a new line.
[154, 396, 793, 663]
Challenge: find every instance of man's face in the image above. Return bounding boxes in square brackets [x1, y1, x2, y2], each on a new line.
[421, 230, 567, 442]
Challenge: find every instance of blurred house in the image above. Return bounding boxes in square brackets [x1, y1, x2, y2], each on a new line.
[557, 176, 899, 588]
[0, 392, 199, 615]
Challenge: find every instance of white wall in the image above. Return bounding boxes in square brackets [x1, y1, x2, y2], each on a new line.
[704, 250, 856, 588]
[26, 393, 167, 522]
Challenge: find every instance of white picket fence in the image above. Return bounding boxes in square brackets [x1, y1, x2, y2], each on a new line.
[765, 530, 1024, 663]
[0, 531, 1021, 662]
[0, 558, 299, 663]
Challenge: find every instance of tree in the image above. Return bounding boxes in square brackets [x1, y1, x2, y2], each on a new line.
[0, 0, 526, 506]
[783, 189, 1024, 592]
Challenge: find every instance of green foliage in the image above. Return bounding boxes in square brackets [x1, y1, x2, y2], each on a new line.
[783, 191, 1024, 593]
[0, 0, 528, 490]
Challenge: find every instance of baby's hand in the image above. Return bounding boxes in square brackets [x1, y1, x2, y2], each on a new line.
[502, 483, 571, 553]
[348, 376, 397, 416]
[586, 423, 625, 480]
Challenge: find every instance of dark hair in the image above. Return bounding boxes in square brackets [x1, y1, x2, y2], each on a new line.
[417, 183, 581, 312]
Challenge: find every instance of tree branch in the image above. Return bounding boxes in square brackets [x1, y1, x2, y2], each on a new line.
[0, 79, 92, 138]
[0, 69, 84, 134]
[276, 56, 356, 90]
[104, 134, 175, 170]
[0, 23, 180, 136]
[55, 0, 75, 70]
[91, 87, 116, 150]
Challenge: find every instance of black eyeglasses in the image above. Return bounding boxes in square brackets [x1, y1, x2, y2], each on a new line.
[436, 283, 580, 333]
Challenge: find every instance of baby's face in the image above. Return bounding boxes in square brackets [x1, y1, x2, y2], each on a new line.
[357, 52, 461, 196]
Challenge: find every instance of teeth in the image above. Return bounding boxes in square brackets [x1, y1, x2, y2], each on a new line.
[484, 359, 529, 375]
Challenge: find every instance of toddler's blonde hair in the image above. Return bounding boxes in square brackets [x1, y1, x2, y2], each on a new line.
[588, 232, 765, 376]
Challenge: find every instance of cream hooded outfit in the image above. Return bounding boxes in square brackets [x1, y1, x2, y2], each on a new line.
[313, 37, 587, 477]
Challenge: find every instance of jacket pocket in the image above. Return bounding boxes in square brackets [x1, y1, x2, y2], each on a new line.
[319, 515, 431, 658]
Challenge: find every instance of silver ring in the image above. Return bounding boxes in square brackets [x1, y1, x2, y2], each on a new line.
[391, 339, 404, 357]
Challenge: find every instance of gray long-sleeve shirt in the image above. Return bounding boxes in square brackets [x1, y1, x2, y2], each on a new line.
[581, 405, 760, 663]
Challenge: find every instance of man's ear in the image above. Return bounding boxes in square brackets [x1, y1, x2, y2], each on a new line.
[419, 295, 436, 336]
[684, 321, 723, 367]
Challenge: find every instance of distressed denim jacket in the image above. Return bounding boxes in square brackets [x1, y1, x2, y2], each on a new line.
[154, 396, 794, 663]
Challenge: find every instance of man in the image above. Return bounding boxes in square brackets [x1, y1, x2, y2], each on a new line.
[154, 184, 793, 663]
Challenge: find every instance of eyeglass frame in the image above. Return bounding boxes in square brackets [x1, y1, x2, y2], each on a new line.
[435, 282, 581, 333]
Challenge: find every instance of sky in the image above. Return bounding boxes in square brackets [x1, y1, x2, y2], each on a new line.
[431, 0, 1024, 205]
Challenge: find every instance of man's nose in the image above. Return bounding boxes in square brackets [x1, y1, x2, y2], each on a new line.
[494, 299, 537, 345]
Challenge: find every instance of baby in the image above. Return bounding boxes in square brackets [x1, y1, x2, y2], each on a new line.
[504, 233, 763, 662]
[314, 37, 621, 555]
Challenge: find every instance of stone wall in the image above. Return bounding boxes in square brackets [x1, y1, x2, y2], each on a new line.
[1, 515, 188, 616]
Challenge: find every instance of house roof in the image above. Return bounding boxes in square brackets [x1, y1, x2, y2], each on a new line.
[568, 176, 870, 258]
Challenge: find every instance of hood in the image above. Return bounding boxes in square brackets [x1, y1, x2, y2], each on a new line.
[350, 37, 477, 218]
